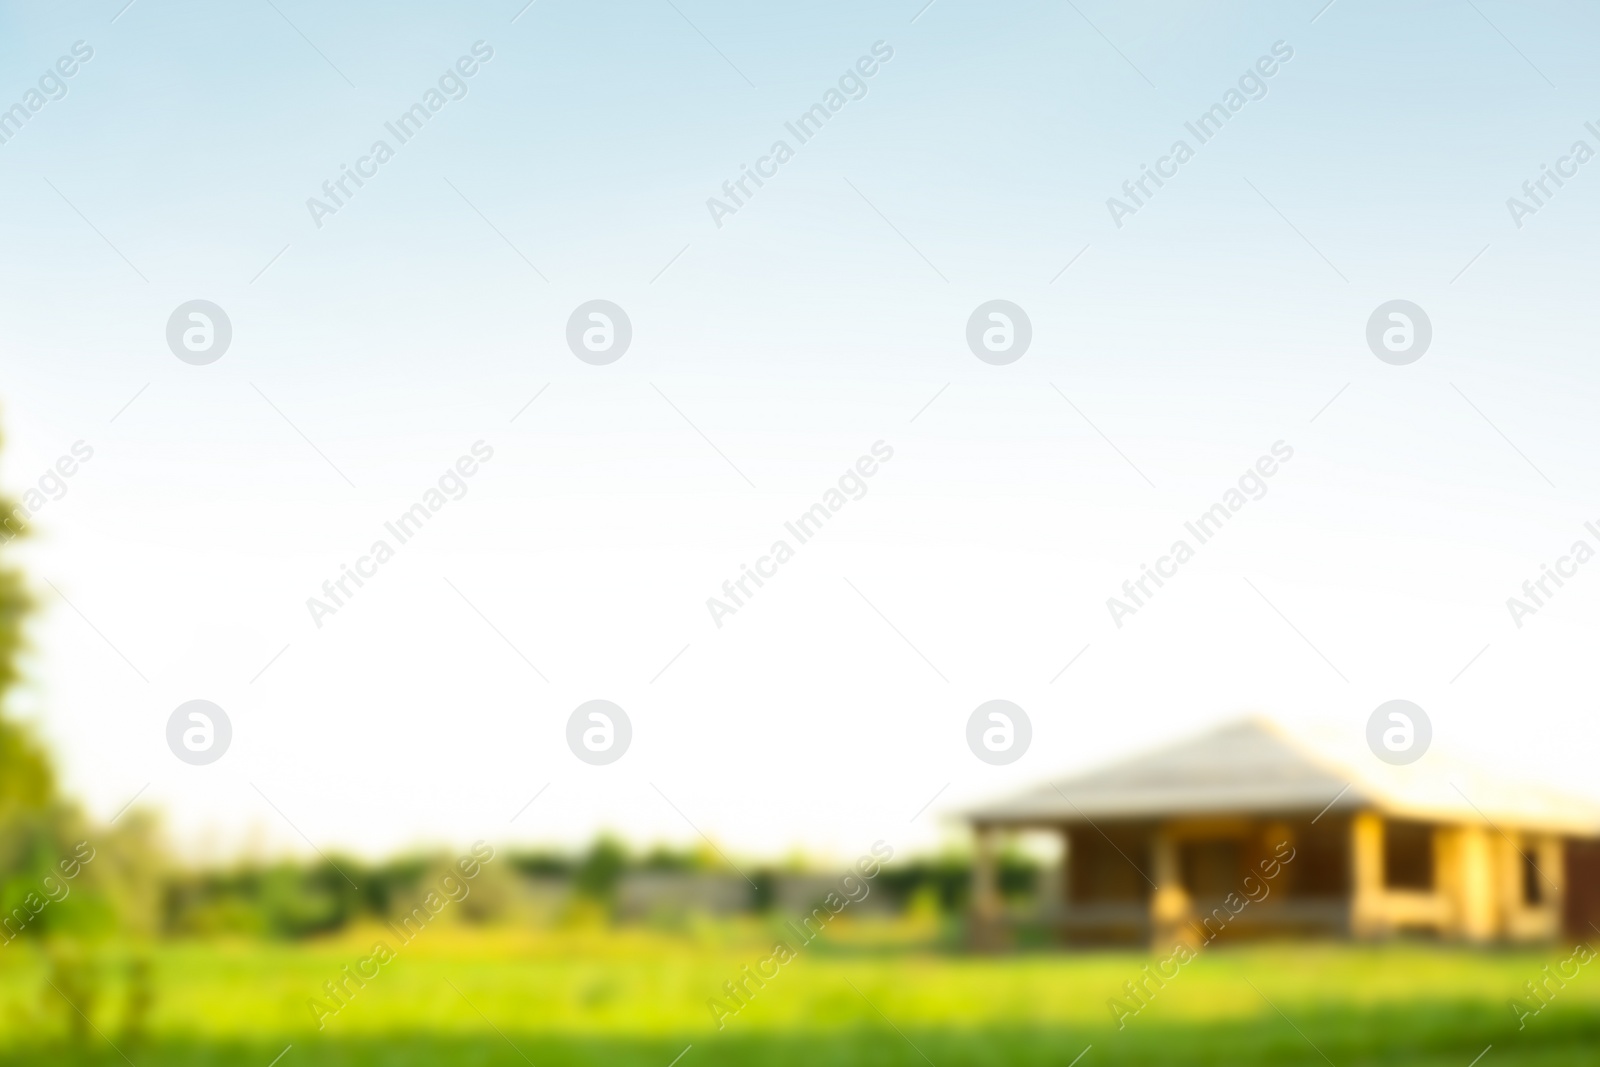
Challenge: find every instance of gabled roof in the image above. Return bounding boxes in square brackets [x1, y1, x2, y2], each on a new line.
[965, 716, 1600, 836]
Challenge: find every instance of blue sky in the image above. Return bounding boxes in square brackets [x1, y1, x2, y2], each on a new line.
[3, 0, 1600, 860]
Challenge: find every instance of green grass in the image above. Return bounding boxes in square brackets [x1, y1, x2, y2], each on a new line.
[2, 922, 1597, 1065]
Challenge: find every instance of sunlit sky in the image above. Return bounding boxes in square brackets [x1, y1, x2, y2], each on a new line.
[4, 0, 1600, 862]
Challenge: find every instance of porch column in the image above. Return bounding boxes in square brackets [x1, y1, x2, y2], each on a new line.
[1054, 825, 1071, 925]
[1149, 827, 1190, 949]
[1350, 811, 1384, 938]
[972, 823, 1002, 948]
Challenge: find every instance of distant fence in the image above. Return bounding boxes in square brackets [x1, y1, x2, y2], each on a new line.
[615, 872, 751, 919]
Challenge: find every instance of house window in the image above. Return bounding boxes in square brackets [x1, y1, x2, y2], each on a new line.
[1523, 849, 1544, 906]
[1179, 840, 1241, 905]
[1383, 820, 1434, 891]
[1289, 821, 1349, 897]
[1069, 831, 1152, 903]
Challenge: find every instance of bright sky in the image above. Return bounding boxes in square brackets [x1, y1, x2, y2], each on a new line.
[4, 0, 1600, 863]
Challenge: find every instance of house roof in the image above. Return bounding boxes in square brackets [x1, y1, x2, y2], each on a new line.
[964, 716, 1600, 836]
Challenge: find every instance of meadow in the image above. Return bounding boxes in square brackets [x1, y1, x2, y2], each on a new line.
[3, 923, 1598, 1066]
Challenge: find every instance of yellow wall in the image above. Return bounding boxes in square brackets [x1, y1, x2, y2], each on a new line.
[1354, 815, 1566, 942]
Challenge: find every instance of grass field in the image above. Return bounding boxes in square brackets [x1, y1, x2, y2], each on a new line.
[3, 922, 1598, 1065]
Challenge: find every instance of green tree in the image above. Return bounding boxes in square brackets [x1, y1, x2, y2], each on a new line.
[575, 836, 628, 902]
[0, 425, 54, 814]
[0, 416, 162, 1047]
[0, 418, 65, 924]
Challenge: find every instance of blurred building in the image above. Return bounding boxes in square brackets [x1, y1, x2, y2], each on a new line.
[964, 718, 1600, 947]
[614, 872, 750, 919]
[611, 872, 899, 920]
